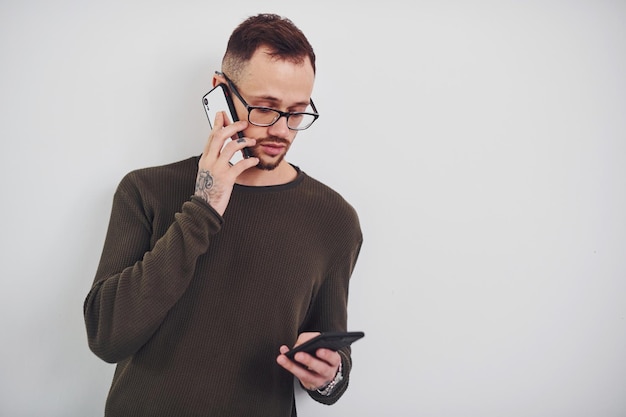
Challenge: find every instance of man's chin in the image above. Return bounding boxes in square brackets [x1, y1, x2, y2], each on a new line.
[252, 153, 284, 171]
[255, 160, 279, 171]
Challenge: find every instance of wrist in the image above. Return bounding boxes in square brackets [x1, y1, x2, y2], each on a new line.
[316, 361, 343, 396]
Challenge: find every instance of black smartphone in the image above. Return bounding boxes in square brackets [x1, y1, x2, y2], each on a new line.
[202, 83, 251, 163]
[285, 331, 365, 360]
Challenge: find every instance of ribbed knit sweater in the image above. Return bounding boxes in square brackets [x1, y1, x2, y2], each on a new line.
[83, 156, 363, 417]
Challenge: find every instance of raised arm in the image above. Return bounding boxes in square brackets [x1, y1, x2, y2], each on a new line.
[83, 180, 222, 363]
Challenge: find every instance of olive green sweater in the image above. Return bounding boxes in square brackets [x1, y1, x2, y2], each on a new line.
[83, 156, 362, 417]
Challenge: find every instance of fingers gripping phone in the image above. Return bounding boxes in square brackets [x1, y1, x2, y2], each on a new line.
[202, 83, 251, 164]
[285, 331, 365, 361]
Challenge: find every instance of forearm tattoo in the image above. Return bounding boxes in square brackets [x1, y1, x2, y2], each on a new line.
[195, 170, 214, 203]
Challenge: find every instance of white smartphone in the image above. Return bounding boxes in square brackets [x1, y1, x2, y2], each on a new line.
[202, 83, 251, 164]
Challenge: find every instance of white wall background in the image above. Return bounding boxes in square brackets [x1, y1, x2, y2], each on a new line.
[1, 1, 625, 416]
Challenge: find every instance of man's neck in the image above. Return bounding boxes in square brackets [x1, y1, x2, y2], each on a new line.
[235, 161, 298, 186]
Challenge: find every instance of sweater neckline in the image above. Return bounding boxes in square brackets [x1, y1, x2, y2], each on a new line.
[234, 164, 305, 193]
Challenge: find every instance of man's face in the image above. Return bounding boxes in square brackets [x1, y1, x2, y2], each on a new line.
[231, 47, 315, 170]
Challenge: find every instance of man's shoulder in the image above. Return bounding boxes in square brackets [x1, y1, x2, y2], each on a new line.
[299, 171, 363, 247]
[301, 171, 349, 199]
[128, 156, 198, 178]
[120, 156, 198, 185]
[115, 156, 198, 198]
[300, 172, 359, 219]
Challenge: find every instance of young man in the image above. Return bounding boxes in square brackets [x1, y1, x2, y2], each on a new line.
[84, 13, 362, 417]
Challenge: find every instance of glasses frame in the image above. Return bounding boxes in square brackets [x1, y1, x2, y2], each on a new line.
[217, 71, 319, 131]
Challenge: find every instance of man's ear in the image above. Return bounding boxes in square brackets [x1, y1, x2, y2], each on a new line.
[212, 71, 227, 87]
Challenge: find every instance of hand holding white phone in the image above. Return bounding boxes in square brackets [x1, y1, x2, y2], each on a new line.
[202, 83, 251, 164]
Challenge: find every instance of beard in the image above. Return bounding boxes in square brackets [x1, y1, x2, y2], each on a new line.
[250, 137, 290, 171]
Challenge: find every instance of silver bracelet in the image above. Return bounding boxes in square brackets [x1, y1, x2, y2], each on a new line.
[316, 362, 343, 396]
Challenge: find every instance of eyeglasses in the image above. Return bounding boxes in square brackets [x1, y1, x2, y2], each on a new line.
[217, 71, 319, 131]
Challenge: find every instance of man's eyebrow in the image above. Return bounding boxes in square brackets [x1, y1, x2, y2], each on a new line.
[252, 94, 310, 107]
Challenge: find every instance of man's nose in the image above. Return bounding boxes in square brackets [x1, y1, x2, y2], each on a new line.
[267, 114, 291, 138]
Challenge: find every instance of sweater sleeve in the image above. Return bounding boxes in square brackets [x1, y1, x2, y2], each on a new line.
[83, 175, 223, 364]
[302, 237, 363, 405]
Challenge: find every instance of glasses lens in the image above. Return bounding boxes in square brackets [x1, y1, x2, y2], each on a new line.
[249, 108, 280, 126]
[287, 113, 316, 130]
[248, 108, 317, 130]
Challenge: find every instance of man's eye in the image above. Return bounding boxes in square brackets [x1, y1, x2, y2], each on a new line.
[256, 108, 275, 114]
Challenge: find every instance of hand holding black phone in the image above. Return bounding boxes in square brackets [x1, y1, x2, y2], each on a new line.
[285, 331, 364, 361]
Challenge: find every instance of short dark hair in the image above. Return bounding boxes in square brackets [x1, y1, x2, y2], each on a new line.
[222, 13, 316, 82]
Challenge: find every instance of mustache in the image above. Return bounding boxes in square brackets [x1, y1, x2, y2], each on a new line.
[256, 136, 290, 146]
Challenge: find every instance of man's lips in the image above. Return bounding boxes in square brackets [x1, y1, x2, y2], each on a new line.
[259, 141, 286, 157]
